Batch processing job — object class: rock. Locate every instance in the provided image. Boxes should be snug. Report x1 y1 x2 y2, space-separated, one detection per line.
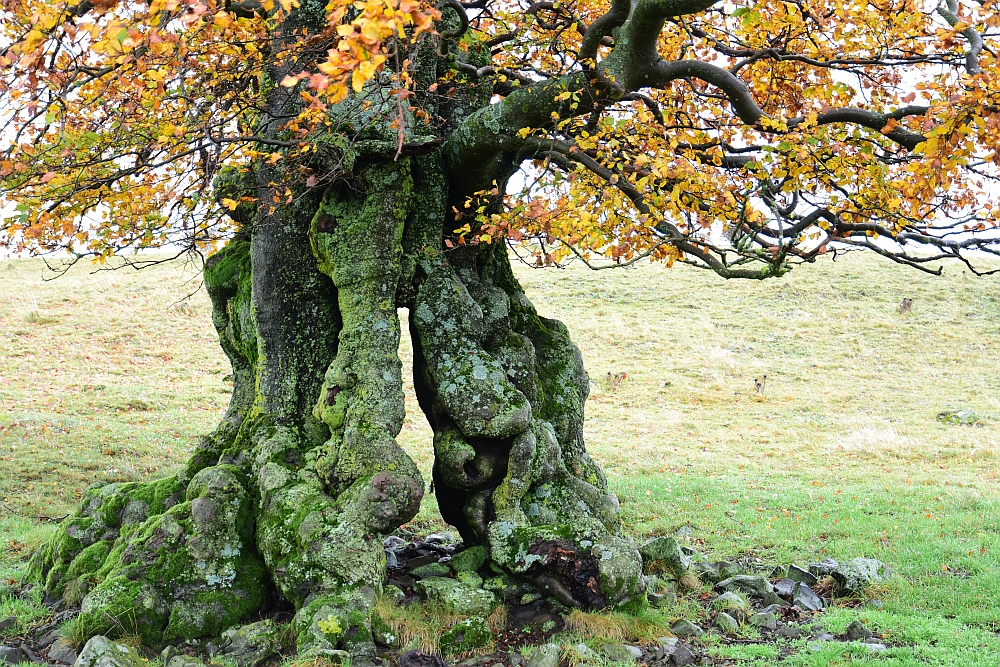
384 585 406 604
399 651 448 667
863 643 887 652
759 591 788 608
714 575 772 597
415 577 497 615
758 604 783 615
670 620 703 638
449 546 488 573
39 631 60 647
510 653 525 667
670 644 695 666
0 618 16 633
786 565 818 585
832 558 892 596
160 647 180 666
656 637 678 660
808 558 839 577
715 561 745 579
440 618 492 655
526 644 561 667
776 625 803 639
937 409 982 425
167 657 206 667
73 636 145 667
385 550 399 568
411 562 452 579
713 591 747 611
792 583 824 612
773 578 796 599
217 620 283 667
457 571 483 588
845 620 874 641
714 612 739 634
598 644 642 663
384 535 406 549
648 586 678 608
425 533 456 545
691 562 720 584
49 639 79 664
640 537 691 577
0 647 27 666
748 612 777 631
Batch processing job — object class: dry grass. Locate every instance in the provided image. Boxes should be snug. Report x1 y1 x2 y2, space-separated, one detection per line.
564 608 675 644
372 594 506 656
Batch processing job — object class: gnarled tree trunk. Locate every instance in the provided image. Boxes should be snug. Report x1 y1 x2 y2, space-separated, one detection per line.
27 3 646 656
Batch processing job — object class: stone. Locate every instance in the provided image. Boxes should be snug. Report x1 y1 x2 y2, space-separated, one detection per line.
748 612 777 631
937 409 982 425
167 657 206 667
776 625 803 639
656 637 678 659
0 618 15 633
670 620 703 638
759 591 788 608
808 558 839 577
510 653 525 667
160 646 180 665
792 583 823 612
415 577 497 616
384 585 406 604
0 647 27 666
832 558 892 596
425 533 456 545
670 644 695 666
691 562 720 584
449 546 488 573
714 575 772 597
49 639 79 664
598 644 642 663
639 537 691 577
714 612 739 634
440 618 492 655
526 644 561 667
73 636 145 667
845 620 874 641
713 591 747 611
411 562 452 579
863 643 887 652
648 588 677 608
384 535 406 549
399 651 448 667
715 561 745 579
457 571 483 588
39 631 60 647
786 565 818 585
773 578 796 599
216 620 284 667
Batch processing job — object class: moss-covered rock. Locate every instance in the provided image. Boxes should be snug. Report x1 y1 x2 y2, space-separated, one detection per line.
639 537 691 577
450 546 488 574
75 465 267 645
74 636 146 667
414 577 497 616
440 617 493 655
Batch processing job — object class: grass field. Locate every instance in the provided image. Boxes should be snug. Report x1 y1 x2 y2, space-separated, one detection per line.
1 250 999 665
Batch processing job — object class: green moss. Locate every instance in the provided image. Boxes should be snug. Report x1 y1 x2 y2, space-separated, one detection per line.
440 617 493 655
73 465 269 647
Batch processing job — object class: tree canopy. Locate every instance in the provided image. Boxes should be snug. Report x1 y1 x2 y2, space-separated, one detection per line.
3 0 1000 276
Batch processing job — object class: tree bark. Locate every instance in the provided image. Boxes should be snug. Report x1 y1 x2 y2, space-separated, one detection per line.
26 8 644 655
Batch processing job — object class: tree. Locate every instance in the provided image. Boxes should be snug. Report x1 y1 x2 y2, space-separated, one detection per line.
3 0 1000 655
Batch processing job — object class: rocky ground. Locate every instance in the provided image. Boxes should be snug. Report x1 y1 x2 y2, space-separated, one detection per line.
0 533 894 667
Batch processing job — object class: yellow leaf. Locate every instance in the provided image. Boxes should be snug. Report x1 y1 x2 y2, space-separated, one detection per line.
351 68 366 93
213 11 233 28
222 198 240 211
22 30 46 53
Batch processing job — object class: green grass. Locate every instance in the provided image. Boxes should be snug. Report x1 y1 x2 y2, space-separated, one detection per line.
2 251 999 664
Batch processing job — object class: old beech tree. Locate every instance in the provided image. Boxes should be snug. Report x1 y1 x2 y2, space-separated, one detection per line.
3 0 1000 654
